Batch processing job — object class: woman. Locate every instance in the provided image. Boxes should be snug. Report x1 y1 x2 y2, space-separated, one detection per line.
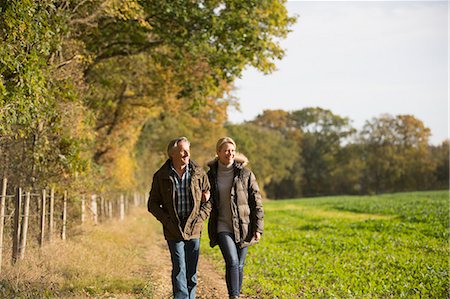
207 137 264 299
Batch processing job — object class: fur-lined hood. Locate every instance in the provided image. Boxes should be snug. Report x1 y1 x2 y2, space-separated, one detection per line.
206 152 249 168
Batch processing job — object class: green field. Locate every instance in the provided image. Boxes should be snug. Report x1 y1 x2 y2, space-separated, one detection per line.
201 190 449 298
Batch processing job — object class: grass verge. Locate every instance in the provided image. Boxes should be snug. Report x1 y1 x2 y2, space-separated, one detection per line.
0 208 156 298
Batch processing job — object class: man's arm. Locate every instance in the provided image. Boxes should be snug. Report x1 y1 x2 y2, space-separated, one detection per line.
148 174 171 226
198 173 212 221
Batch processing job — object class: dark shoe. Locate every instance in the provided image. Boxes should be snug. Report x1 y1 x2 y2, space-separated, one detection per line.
229 296 239 299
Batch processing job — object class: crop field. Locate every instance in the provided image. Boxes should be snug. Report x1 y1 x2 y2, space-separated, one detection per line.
201 190 449 298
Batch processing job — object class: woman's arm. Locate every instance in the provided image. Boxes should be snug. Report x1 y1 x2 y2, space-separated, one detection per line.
248 171 264 236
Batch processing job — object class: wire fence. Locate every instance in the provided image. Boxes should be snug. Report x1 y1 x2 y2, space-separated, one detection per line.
0 177 146 273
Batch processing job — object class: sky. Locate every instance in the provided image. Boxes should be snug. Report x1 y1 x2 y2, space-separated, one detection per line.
228 0 448 145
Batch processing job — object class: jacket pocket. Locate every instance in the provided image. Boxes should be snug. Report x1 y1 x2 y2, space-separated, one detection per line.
240 219 250 240
165 218 181 238
241 221 257 247
188 217 205 238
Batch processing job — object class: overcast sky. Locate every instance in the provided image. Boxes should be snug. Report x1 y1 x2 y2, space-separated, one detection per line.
228 0 448 145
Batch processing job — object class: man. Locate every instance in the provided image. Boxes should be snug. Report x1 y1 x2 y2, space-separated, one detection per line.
148 137 211 299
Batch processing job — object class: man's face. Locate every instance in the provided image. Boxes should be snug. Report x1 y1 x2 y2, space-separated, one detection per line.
171 140 190 166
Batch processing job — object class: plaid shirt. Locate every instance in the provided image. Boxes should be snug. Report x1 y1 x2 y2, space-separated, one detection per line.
170 164 192 223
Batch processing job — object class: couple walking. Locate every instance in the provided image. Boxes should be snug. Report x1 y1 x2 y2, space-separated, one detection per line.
148 137 264 299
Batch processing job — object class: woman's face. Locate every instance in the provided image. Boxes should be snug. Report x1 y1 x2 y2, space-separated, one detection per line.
217 142 235 166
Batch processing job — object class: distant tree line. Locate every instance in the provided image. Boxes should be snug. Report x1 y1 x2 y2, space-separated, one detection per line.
228 108 449 198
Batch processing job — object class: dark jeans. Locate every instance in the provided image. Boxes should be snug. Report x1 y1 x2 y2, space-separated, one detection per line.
167 238 200 299
218 232 249 297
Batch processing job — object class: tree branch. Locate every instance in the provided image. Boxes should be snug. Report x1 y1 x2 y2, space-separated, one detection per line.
106 83 127 136
55 54 83 69
83 39 162 78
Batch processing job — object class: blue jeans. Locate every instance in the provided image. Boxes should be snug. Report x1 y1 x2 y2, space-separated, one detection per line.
167 238 200 299
218 232 249 297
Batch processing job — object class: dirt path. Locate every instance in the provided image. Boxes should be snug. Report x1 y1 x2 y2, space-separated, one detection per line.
1 206 253 298
143 210 260 299
145 228 229 299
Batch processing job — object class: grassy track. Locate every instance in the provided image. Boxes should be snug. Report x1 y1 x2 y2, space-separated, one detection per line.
0 209 156 298
201 190 449 298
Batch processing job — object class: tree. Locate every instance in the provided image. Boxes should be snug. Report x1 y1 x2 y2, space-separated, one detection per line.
430 140 449 190
64 0 296 191
359 114 435 193
226 123 299 196
251 109 303 198
0 0 90 190
290 107 356 196
331 143 365 195
1 0 296 194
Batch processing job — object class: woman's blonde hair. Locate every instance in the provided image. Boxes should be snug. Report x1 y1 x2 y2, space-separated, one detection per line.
216 137 236 152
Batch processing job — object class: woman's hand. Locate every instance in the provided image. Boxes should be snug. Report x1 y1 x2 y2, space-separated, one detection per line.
253 232 261 241
201 190 210 203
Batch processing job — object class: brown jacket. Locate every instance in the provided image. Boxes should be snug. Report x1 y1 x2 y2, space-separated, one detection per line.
148 159 212 240
207 155 264 248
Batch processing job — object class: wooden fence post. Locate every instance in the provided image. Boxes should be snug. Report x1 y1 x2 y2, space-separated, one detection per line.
119 195 125 221
19 191 30 260
108 200 113 219
81 195 85 224
61 191 67 240
100 196 105 222
134 192 138 207
40 189 46 247
91 194 98 225
49 188 54 243
0 177 7 272
12 187 22 263
139 192 143 206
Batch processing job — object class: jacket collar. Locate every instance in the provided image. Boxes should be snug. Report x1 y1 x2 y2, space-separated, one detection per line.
207 153 249 174
160 159 202 178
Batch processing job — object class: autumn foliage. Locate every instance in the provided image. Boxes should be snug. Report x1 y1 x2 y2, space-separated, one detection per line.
0 1 446 199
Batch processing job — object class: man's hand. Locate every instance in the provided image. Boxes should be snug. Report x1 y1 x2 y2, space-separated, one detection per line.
201 190 210 203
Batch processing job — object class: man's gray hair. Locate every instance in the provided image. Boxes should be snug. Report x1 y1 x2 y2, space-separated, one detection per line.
167 137 190 157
